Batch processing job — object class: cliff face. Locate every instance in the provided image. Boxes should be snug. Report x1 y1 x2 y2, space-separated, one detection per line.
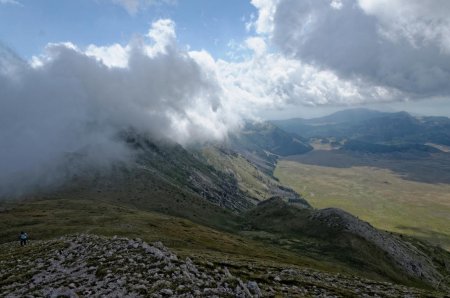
0 234 439 297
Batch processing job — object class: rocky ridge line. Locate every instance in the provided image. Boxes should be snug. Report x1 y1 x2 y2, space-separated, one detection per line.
0 234 441 297
311 208 447 288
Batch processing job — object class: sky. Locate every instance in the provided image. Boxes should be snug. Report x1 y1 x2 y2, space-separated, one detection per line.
1 0 450 195
0 0 255 60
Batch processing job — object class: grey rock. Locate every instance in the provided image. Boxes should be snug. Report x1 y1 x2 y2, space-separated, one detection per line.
160 288 173 296
247 281 262 297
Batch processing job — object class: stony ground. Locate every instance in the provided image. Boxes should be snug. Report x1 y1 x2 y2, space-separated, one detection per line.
0 234 443 297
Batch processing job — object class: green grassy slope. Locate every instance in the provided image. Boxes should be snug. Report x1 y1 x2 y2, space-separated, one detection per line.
2 189 449 291
0 198 339 273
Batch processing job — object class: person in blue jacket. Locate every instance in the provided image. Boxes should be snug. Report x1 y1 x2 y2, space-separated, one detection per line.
19 231 28 246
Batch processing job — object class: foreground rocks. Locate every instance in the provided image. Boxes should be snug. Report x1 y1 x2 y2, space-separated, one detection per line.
0 234 443 297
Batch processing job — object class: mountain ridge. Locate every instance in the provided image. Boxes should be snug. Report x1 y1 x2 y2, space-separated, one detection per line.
2 234 442 297
271 109 450 159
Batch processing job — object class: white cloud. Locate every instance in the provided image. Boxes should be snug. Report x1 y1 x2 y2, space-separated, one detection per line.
245 37 267 56
250 0 279 34
83 19 176 67
146 19 176 53
215 50 399 111
85 43 130 68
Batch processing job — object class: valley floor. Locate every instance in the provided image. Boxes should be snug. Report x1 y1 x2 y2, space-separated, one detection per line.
275 153 450 250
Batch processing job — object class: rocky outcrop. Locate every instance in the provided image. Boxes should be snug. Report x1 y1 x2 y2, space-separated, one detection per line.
246 197 450 292
0 234 441 297
311 208 446 289
0 234 260 297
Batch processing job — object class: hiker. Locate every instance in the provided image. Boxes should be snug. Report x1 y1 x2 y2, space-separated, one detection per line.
19 231 28 246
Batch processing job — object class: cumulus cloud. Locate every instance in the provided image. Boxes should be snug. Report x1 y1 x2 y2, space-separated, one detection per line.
245 37 267 57
0 19 238 196
251 0 450 99
85 43 130 68
215 46 398 110
250 0 280 34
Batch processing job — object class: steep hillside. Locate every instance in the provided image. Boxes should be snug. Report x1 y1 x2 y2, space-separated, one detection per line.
0 127 311 238
244 198 450 291
52 132 255 220
200 146 309 206
51 129 312 222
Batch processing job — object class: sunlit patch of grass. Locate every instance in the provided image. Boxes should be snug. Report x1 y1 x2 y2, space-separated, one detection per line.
0 198 325 272
201 147 279 201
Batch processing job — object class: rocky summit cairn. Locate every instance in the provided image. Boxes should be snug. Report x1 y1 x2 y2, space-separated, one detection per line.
0 234 438 297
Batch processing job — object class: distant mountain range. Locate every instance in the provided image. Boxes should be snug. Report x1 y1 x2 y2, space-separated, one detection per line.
272 108 450 153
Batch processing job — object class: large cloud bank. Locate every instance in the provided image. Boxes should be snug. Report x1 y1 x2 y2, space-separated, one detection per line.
0 19 238 196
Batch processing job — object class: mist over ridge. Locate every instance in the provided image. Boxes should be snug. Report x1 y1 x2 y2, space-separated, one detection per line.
0 20 241 196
